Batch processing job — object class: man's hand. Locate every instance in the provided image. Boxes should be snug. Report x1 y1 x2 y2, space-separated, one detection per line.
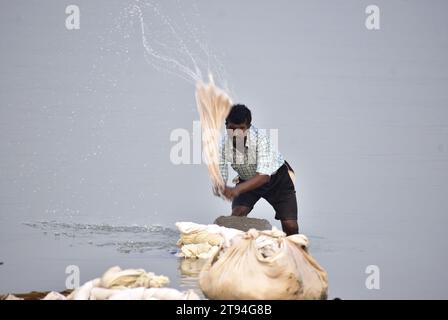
223 186 240 201
220 174 270 200
212 186 221 197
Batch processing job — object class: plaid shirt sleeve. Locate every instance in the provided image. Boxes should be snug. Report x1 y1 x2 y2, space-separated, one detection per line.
219 138 228 183
256 133 276 176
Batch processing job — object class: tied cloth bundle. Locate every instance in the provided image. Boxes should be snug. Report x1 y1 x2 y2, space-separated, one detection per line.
199 229 328 300
195 75 232 198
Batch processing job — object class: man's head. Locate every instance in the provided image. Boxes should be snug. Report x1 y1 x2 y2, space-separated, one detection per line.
225 104 252 133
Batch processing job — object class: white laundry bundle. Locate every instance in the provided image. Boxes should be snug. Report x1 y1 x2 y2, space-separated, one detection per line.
195 76 233 197
199 228 328 300
41 266 199 300
176 222 244 259
179 242 220 260
99 265 170 289
2 294 24 300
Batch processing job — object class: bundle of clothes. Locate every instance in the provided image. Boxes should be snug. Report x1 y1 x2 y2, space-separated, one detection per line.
176 221 329 300
4 266 199 300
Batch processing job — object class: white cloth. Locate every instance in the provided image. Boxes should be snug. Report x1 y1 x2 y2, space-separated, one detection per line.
176 222 244 258
199 229 328 300
59 266 199 300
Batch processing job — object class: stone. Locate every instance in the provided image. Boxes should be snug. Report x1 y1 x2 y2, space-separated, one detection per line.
213 216 272 232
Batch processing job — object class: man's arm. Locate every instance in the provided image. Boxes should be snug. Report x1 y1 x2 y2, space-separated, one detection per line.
234 173 270 193
223 173 270 200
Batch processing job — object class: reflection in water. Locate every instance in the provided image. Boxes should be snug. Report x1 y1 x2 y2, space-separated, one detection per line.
177 258 207 299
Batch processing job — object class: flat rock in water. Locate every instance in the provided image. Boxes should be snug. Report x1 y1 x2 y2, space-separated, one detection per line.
213 216 272 232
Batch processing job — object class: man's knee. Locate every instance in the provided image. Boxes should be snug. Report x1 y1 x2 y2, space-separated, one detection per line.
281 219 299 235
231 205 252 217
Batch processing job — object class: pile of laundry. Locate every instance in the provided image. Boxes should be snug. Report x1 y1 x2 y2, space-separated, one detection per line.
176 222 329 300
4 222 329 300
4 266 199 300
175 221 244 259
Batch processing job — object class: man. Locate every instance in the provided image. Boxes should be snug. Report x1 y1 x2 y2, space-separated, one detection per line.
218 104 299 235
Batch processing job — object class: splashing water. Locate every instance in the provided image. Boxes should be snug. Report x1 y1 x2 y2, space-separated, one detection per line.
119 1 236 195
121 0 233 95
24 221 179 254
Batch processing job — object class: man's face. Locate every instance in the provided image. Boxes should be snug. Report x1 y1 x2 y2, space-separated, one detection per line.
226 122 249 138
226 122 249 148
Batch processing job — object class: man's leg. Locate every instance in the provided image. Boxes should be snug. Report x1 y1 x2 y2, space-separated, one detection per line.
231 185 260 217
231 205 253 217
281 219 299 236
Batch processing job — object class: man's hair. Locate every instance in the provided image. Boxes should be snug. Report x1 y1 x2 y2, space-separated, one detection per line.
225 104 252 126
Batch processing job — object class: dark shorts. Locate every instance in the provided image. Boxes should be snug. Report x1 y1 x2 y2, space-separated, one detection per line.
232 161 298 221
